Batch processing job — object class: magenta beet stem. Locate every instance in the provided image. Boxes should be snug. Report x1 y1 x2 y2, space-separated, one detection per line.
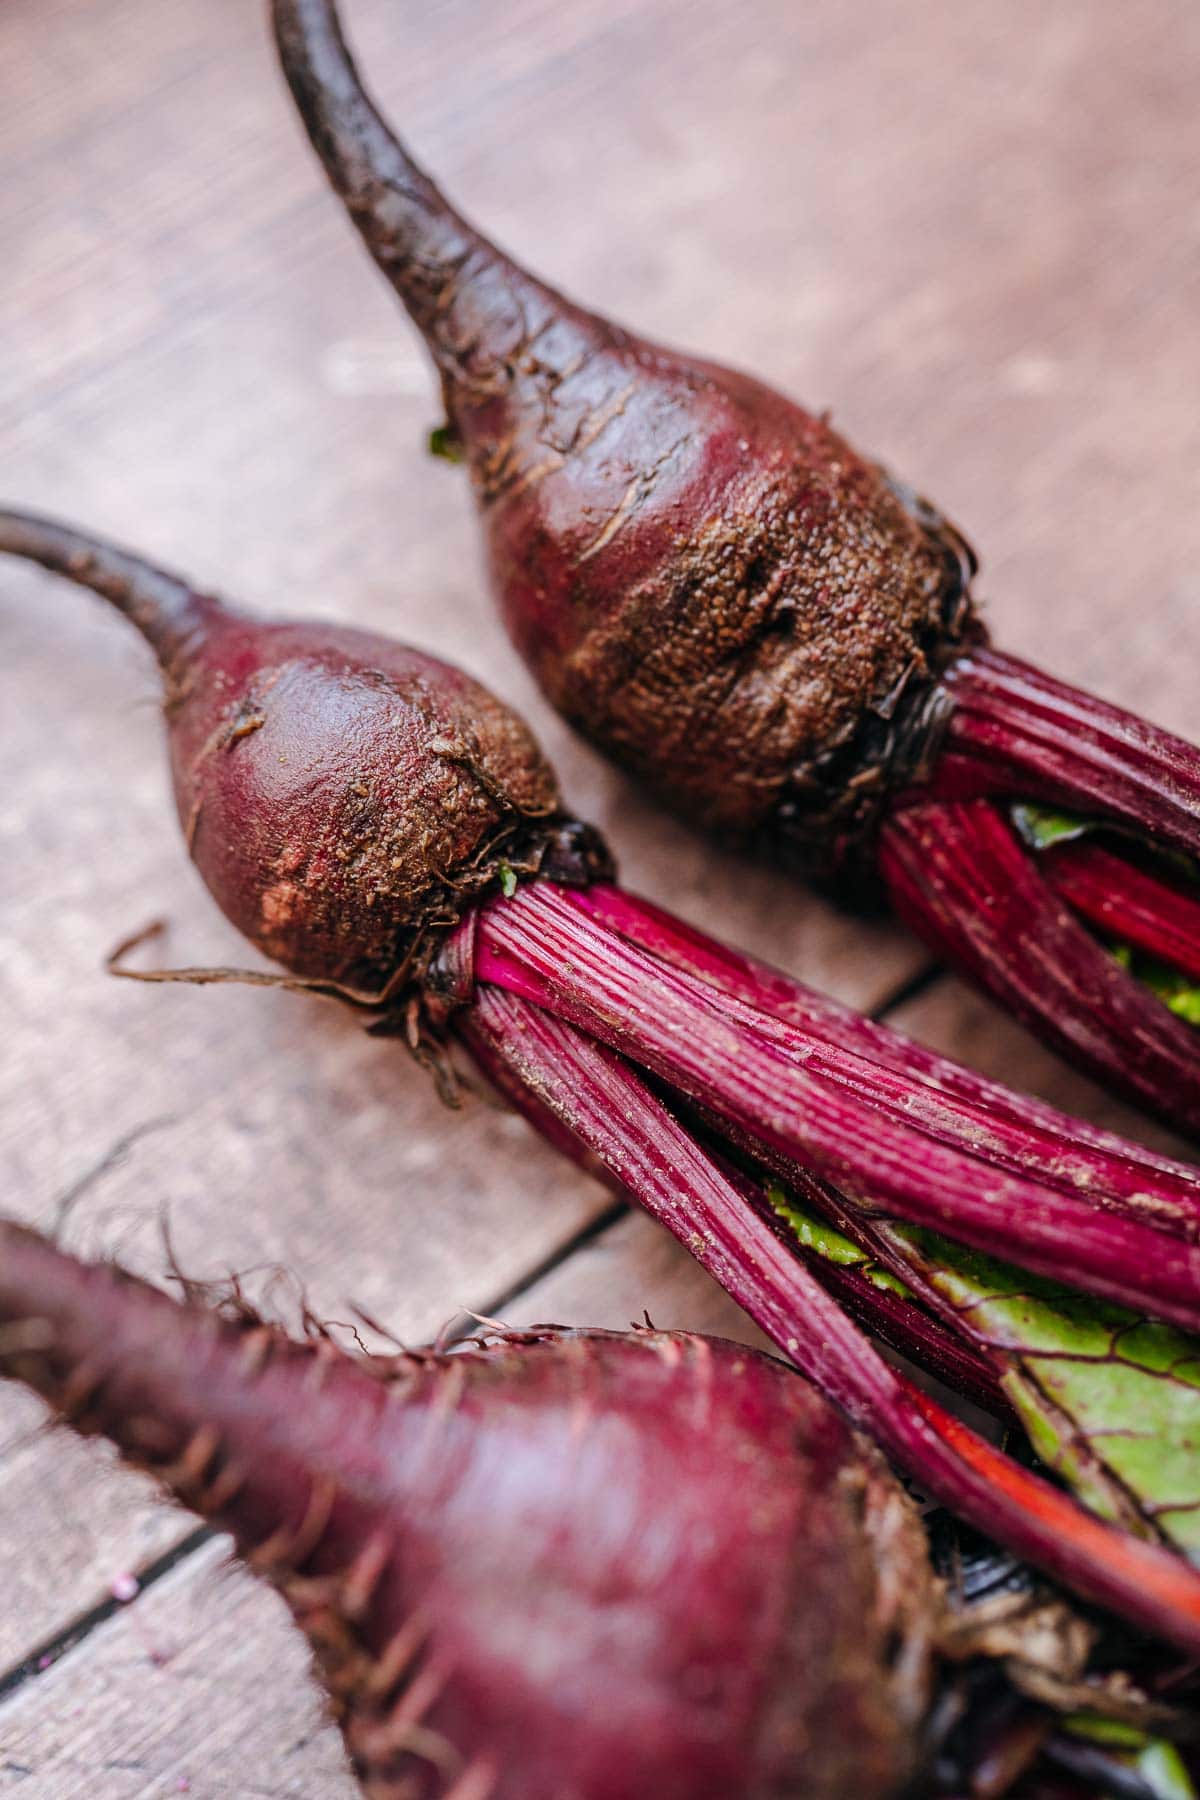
1044 839 1200 985
936 649 1200 862
879 799 1200 1137
569 882 1196 1191
793 1253 1006 1414
468 1014 1004 1410
461 985 1200 1654
469 884 1200 1331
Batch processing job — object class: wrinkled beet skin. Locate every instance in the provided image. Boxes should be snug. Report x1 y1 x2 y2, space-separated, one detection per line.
166 606 559 987
461 315 975 874
0 1227 934 1800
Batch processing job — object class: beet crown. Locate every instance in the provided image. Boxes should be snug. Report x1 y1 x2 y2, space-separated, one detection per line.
0 1222 935 1799
272 0 980 882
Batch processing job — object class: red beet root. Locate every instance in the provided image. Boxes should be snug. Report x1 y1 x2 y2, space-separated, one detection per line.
9 507 1200 1654
0 1221 936 1799
271 0 1200 1134
271 0 976 879
0 512 566 993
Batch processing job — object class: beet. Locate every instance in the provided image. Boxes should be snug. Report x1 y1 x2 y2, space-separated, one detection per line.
271 0 975 877
0 513 565 992
0 1221 936 1799
270 0 1200 1134
9 505 1200 1656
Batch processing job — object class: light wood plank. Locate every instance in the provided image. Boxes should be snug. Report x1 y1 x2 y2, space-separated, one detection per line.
0 1538 357 1798
496 1209 774 1348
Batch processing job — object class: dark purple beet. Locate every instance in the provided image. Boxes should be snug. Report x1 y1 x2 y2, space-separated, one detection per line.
0 514 563 991
0 1221 935 1799
271 0 1200 1134
166 614 566 991
271 0 976 882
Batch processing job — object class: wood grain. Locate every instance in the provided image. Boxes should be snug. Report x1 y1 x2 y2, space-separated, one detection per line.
1 0 1197 1791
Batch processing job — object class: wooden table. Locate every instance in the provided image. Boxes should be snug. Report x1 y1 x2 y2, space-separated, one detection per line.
1 0 1196 1790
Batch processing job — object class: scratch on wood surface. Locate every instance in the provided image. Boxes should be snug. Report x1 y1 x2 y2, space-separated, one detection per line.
52 1117 176 1232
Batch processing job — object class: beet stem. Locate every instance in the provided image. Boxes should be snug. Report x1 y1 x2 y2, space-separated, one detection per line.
461 987 1200 1655
469 1012 1006 1408
570 882 1195 1188
0 509 218 670
741 1172 1009 1415
938 649 1200 862
789 1249 1006 1412
879 799 1200 1137
472 884 1200 1330
1044 840 1200 985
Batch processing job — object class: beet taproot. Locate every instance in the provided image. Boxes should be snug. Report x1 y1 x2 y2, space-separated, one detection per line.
270 0 1200 1135
0 1221 936 1800
10 507 1200 1657
271 0 976 879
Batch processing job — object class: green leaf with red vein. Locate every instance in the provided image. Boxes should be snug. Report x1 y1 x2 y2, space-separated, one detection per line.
771 1191 1200 1558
